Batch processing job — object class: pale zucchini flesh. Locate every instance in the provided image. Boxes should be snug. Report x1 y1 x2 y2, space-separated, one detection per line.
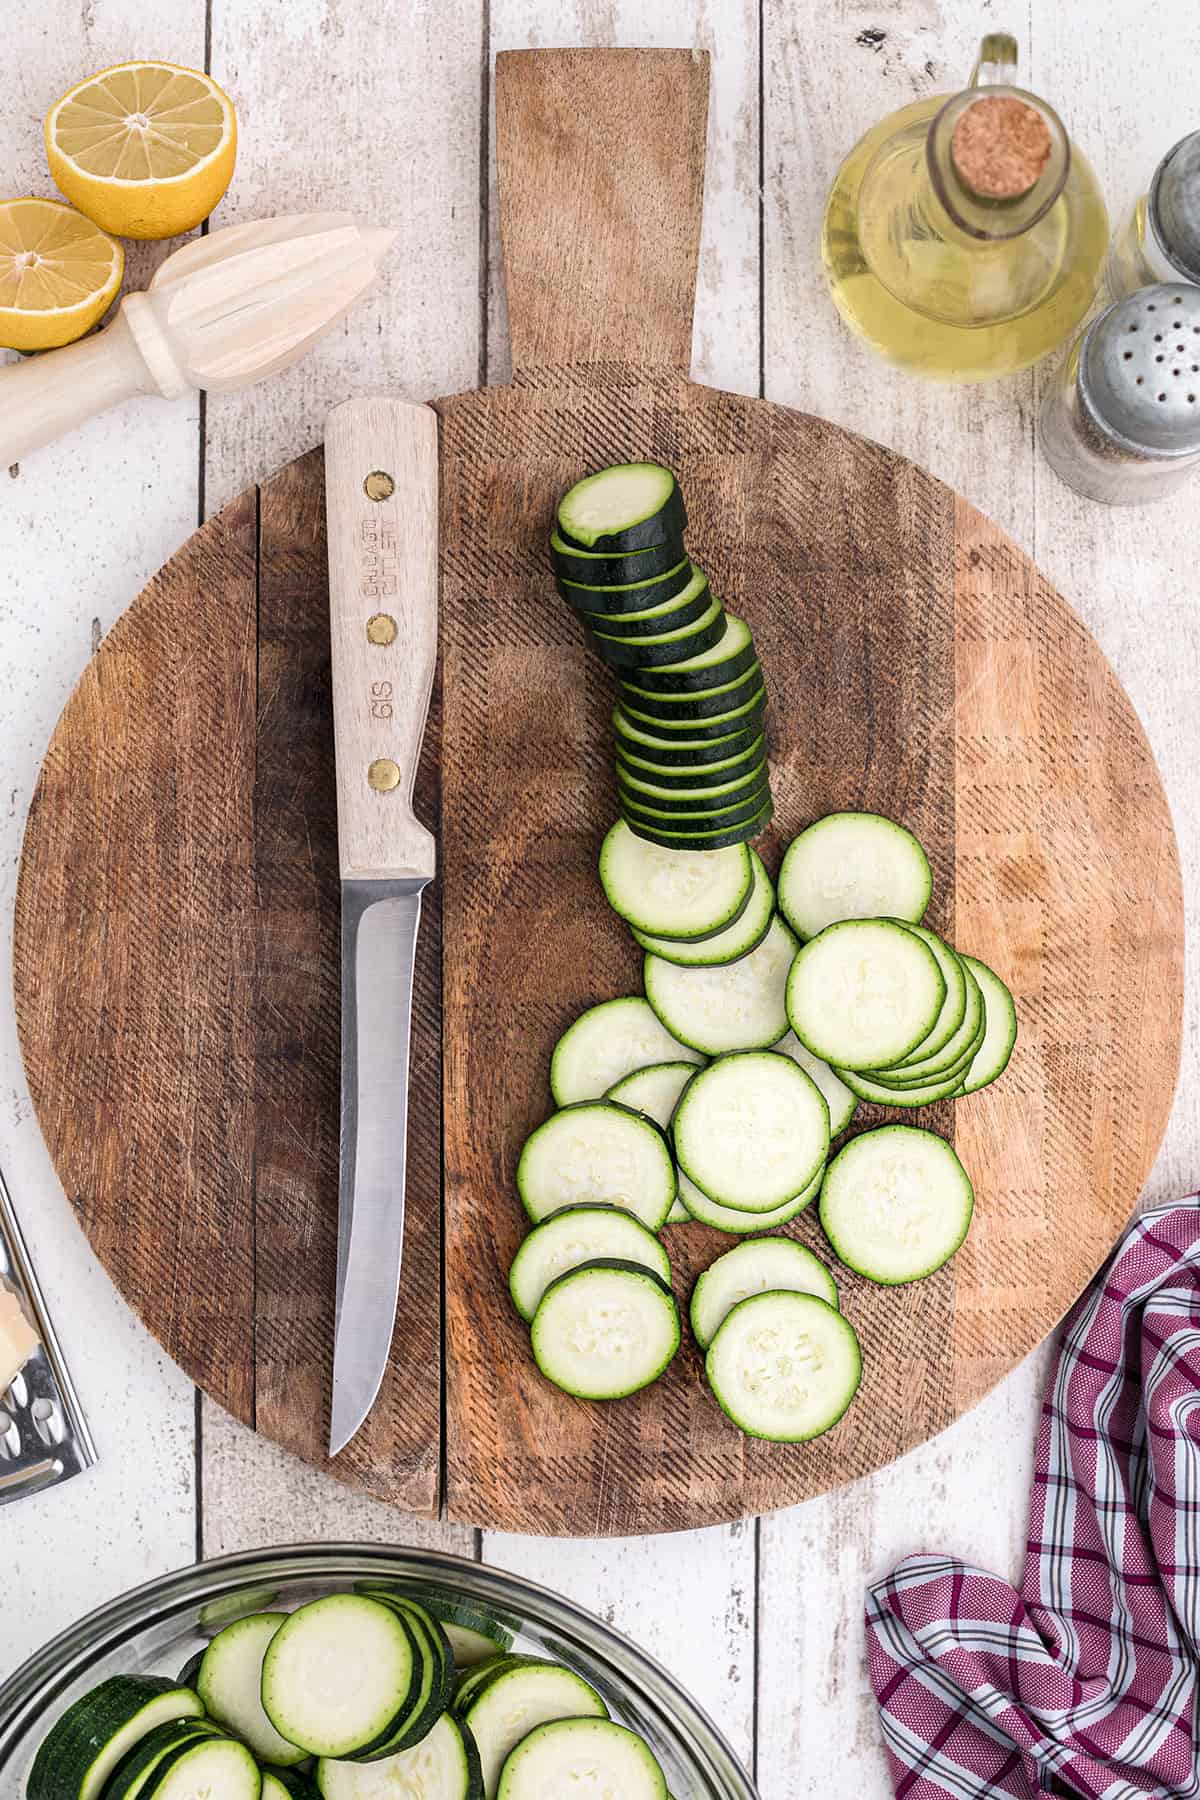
644 914 797 1055
881 952 984 1081
958 954 1018 1094
705 1292 862 1441
772 1031 858 1136
673 1050 829 1211
261 1594 418 1759
786 918 946 1071
690 1237 839 1348
605 1059 700 1127
873 923 966 1066
557 462 681 551
819 1124 974 1283
147 1737 260 1800
497 1719 666 1800
27 1678 206 1800
598 819 752 939
777 811 932 940
198 1611 309 1766
836 1064 966 1107
632 849 774 967
517 1102 676 1231
677 1167 823 1234
317 1713 483 1800
530 1260 681 1400
509 1203 672 1322
460 1661 607 1799
549 996 700 1106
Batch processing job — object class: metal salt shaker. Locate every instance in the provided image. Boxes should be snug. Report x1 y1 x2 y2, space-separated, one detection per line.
1108 131 1200 298
1039 283 1200 504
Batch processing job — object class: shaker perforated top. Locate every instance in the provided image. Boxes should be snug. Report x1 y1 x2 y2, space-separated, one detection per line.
1082 283 1200 455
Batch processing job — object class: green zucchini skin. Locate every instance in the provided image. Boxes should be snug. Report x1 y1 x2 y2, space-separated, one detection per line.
558 480 687 553
619 665 764 720
27 1677 207 1800
616 735 765 789
550 529 685 586
577 573 713 640
594 603 726 669
630 629 758 693
613 707 761 765
621 789 770 831
617 761 767 813
558 558 692 615
620 692 766 740
624 799 774 850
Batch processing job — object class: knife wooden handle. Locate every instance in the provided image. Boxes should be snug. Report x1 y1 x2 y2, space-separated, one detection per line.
325 398 438 882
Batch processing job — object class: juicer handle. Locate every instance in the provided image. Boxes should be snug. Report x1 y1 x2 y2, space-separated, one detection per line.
0 308 163 467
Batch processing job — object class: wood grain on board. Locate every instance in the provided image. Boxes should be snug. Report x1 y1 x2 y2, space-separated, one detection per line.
12 47 1183 1535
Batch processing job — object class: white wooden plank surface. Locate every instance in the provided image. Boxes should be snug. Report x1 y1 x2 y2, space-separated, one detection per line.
4 10 1200 1800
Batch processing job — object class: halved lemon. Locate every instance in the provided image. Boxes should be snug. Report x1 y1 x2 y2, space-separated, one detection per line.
0 197 124 351
46 61 237 241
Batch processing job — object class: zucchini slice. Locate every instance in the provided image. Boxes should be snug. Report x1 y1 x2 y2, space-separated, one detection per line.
517 1101 676 1230
621 783 770 827
263 1772 320 1800
104 1724 224 1800
872 924 966 1068
531 1259 680 1400
460 1661 607 1799
497 1719 666 1800
620 686 766 737
706 1293 861 1441
578 573 714 641
777 811 932 940
673 1049 829 1211
317 1713 483 1800
819 1124 974 1282
593 597 727 669
620 667 765 722
613 707 761 765
557 462 684 551
558 558 692 616
617 734 766 788
628 613 757 694
958 954 1018 1095
835 1064 967 1107
550 528 685 587
690 1237 839 1348
624 799 773 851
598 819 752 937
877 957 984 1082
198 1612 309 1766
27 1677 207 1800
137 1735 260 1800
617 758 767 809
605 1059 699 1125
549 995 700 1106
677 1166 823 1234
261 1595 420 1759
644 915 797 1055
773 1031 857 1137
509 1204 672 1322
632 849 774 966
354 1597 454 1762
786 919 946 1071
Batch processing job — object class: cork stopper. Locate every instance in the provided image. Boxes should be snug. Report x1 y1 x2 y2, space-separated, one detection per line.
950 97 1052 200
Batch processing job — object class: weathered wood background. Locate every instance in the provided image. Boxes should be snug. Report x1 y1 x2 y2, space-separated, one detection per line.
3 3 1199 1794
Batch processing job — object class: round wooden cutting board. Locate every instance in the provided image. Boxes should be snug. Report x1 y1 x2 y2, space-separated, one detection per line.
13 51 1183 1535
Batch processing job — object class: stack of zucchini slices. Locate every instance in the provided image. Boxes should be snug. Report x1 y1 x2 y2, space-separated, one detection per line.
28 1589 677 1800
552 461 772 849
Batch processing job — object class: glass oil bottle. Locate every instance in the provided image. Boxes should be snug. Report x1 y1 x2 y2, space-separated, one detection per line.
821 33 1109 381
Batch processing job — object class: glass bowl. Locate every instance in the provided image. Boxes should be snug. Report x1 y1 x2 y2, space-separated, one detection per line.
0 1543 758 1799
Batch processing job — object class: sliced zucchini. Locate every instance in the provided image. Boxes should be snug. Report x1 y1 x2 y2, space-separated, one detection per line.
105 1724 224 1800
261 1595 419 1760
677 1166 823 1234
621 785 770 829
624 798 773 851
617 734 766 789
263 1773 320 1800
509 1204 672 1321
549 995 700 1106
517 1102 676 1230
959 955 1018 1095
559 558 692 616
673 1050 829 1211
531 1259 681 1400
786 919 946 1071
557 462 685 552
137 1735 260 1800
632 849 774 966
497 1720 666 1800
836 1064 966 1107
629 613 757 694
598 819 752 937
317 1713 483 1800
605 1059 698 1125
354 1597 453 1762
574 567 710 635
27 1677 207 1800
872 924 965 1068
690 1238 839 1348
876 957 984 1082
706 1293 861 1441
593 597 727 669
820 1124 974 1282
613 706 761 765
198 1612 308 1766
617 759 766 809
619 670 765 724
644 915 797 1055
773 1031 857 1136
460 1662 606 1800
776 811 932 940
550 528 685 587
421 1599 514 1667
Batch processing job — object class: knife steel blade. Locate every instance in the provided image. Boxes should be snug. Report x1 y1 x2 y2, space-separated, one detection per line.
324 397 439 1458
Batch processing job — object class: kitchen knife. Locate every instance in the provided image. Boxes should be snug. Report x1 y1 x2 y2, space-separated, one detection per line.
325 397 438 1458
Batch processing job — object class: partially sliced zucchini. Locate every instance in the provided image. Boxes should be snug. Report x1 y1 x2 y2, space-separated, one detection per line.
620 683 766 735
706 1293 861 1441
958 954 1018 1095
644 915 797 1055
673 1050 829 1211
550 528 686 587
677 1166 822 1233
557 462 685 552
598 820 752 937
690 1238 839 1348
819 1124 974 1282
317 1713 483 1800
628 613 757 694
772 1031 857 1136
531 1259 681 1400
632 849 774 966
198 1612 308 1766
617 758 767 810
574 567 711 636
260 1595 419 1760
620 786 771 830
613 706 761 766
558 558 692 616
776 811 932 940
517 1102 676 1230
617 734 766 789
27 1677 207 1800
786 919 946 1071
624 798 773 851
549 996 700 1106
509 1204 672 1322
497 1720 666 1800
593 597 727 669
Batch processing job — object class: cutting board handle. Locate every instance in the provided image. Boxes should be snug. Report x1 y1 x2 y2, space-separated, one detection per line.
496 47 710 375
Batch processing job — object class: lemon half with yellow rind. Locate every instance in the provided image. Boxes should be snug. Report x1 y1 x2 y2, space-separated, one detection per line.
0 197 124 351
46 60 237 241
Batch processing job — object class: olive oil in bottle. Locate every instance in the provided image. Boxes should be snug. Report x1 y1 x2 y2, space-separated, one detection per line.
821 34 1108 382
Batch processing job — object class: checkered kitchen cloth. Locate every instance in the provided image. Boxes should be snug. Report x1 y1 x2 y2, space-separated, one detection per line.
867 1201 1200 1800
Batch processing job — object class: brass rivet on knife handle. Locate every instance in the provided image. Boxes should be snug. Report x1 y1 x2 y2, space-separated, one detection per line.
324 399 438 883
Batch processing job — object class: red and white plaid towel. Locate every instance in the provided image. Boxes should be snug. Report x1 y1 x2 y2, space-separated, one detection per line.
868 1201 1200 1800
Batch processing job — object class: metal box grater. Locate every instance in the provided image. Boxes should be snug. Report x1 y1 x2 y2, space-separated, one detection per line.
0 1166 95 1504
